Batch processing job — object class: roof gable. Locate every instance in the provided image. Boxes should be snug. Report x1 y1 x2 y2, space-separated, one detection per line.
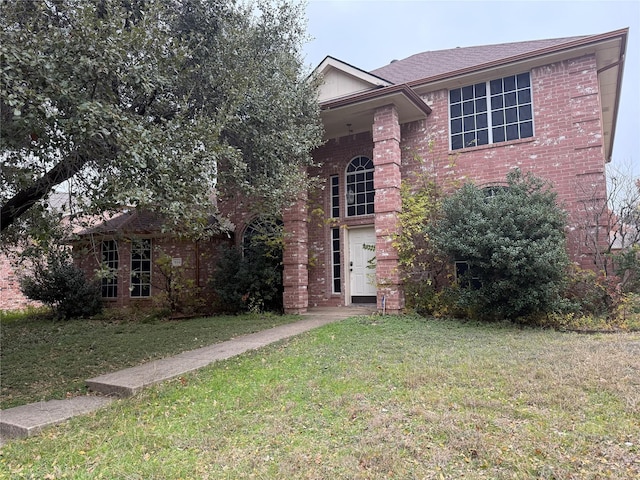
74 209 166 236
73 209 233 237
314 56 392 102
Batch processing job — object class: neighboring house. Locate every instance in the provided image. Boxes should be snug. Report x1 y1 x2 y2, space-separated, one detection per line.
0 192 74 311
68 29 628 315
0 255 38 310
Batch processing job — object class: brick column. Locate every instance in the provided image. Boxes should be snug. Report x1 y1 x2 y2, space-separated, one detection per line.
282 189 309 314
372 105 404 313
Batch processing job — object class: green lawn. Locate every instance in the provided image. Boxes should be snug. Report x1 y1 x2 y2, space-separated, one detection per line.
0 312 301 409
1 315 639 479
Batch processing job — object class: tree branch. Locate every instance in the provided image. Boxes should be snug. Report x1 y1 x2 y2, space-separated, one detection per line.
1 152 87 231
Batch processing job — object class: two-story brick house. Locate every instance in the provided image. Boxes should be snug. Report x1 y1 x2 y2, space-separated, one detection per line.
277 28 628 314
64 29 627 316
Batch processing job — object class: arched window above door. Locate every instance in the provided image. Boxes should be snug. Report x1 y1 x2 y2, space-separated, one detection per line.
346 156 374 217
242 216 283 257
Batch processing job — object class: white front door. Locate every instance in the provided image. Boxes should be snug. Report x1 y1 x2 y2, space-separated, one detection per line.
348 227 377 301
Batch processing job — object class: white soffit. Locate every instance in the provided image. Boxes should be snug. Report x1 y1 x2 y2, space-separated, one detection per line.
320 88 431 140
595 36 625 162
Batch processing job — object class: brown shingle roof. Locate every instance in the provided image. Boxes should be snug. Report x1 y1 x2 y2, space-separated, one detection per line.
370 35 589 84
75 210 166 236
73 209 233 237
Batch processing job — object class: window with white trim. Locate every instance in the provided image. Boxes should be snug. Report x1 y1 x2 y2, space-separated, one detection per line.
130 239 151 297
346 156 374 217
101 240 118 298
450 72 533 150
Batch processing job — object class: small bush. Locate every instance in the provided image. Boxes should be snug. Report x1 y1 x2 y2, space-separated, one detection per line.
405 282 465 318
19 251 102 319
561 266 614 316
152 251 206 315
614 245 640 294
613 292 640 327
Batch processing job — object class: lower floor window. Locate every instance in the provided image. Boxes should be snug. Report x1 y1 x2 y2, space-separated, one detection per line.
455 261 481 289
131 239 151 297
101 240 118 298
331 228 341 293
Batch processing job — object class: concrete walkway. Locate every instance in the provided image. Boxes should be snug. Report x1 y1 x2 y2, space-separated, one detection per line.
0 306 374 446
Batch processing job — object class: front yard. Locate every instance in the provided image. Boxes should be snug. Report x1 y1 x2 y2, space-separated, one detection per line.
1 314 638 479
0 311 301 409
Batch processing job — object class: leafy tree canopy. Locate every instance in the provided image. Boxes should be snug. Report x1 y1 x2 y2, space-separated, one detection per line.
432 169 570 320
1 0 322 245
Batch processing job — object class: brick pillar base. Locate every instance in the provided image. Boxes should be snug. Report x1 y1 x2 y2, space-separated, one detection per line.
373 105 404 313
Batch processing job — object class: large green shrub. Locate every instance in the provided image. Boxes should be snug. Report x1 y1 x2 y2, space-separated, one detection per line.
432 169 569 320
211 229 283 314
19 250 102 319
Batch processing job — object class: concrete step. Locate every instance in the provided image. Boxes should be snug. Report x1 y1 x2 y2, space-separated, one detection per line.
0 396 113 444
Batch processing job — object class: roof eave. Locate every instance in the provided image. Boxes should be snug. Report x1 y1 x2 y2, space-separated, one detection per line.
600 31 627 162
313 56 394 88
319 84 432 140
321 84 432 115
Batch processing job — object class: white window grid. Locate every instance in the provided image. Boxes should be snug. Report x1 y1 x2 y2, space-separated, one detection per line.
130 239 151 297
101 240 118 298
346 156 375 217
450 72 533 150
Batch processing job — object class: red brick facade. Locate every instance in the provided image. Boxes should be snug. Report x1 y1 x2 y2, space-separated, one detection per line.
287 49 617 314
372 105 404 312
4 33 622 316
282 194 310 314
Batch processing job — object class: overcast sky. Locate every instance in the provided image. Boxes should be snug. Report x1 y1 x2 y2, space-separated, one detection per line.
302 0 639 175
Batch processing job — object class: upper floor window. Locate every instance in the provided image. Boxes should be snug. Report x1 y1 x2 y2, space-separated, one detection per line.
450 72 533 150
346 156 374 217
131 239 151 297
